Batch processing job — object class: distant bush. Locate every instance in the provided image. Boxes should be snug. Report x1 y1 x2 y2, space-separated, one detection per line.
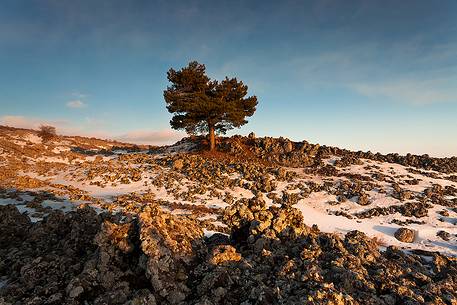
38 125 56 142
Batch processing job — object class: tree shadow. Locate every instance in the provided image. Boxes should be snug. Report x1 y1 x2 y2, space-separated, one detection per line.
373 224 399 236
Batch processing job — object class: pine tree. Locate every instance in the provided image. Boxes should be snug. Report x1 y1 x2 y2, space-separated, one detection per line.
164 61 257 151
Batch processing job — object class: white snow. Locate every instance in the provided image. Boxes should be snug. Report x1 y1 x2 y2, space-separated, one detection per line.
203 229 228 238
23 133 42 144
36 156 71 164
52 146 71 153
4 139 456 256
0 198 43 222
289 159 457 256
41 199 76 212
294 200 456 256
164 141 197 154
84 155 115 162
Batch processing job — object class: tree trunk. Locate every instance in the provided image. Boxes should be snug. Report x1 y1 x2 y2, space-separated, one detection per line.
208 123 216 151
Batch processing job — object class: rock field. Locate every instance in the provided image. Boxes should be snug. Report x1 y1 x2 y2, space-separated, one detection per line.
0 126 456 304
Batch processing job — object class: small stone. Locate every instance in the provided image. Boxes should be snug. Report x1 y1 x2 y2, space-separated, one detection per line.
47 293 63 304
68 286 84 298
438 210 450 217
437 230 451 241
214 287 227 298
173 159 184 170
394 228 415 243
357 193 370 206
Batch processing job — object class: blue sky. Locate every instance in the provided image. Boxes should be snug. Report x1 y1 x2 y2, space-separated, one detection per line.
1 0 456 156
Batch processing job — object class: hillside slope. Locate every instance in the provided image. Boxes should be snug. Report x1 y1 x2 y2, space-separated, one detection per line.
0 126 456 304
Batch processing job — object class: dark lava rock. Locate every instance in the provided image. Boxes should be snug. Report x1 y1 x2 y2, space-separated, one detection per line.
0 204 31 247
437 230 451 241
1 203 457 305
355 201 430 219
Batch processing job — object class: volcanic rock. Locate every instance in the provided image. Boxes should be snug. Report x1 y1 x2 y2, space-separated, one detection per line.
394 227 416 243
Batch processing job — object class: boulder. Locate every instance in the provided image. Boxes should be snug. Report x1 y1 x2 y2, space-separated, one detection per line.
394 227 415 243
139 205 203 303
208 245 241 265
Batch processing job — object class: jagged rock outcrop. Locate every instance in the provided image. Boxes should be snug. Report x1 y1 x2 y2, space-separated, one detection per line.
1 203 456 305
0 204 31 247
138 205 204 304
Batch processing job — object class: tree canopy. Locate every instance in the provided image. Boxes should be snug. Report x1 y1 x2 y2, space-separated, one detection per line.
37 125 56 143
164 61 257 151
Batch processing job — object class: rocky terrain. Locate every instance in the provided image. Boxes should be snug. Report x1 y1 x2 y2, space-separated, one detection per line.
0 125 456 304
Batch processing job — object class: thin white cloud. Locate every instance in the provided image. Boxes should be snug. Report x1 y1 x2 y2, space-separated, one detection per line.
71 91 88 99
0 115 69 130
0 115 107 137
115 129 185 146
66 100 87 108
0 114 184 146
282 40 457 105
351 79 457 105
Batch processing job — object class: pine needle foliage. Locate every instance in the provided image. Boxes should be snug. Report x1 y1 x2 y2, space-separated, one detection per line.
164 61 257 151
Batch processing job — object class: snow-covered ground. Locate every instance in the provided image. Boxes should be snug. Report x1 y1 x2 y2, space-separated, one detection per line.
1 131 456 256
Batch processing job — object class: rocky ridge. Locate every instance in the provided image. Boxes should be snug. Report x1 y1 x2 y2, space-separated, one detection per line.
1 126 457 304
1 201 456 305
